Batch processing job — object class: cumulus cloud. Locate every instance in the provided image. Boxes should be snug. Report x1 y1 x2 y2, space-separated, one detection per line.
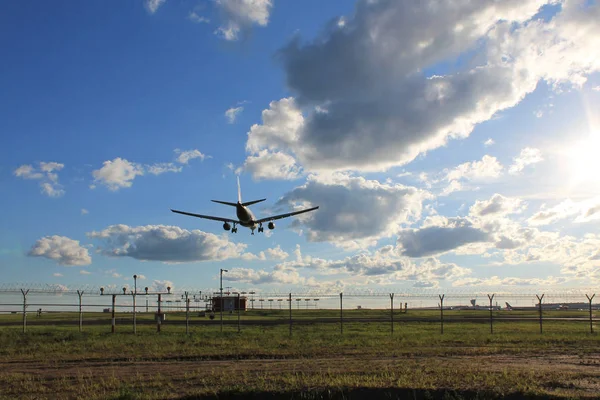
528 197 600 226
242 150 302 180
151 280 173 292
28 235 92 266
80 270 91 275
508 148 543 174
223 265 304 286
243 0 600 174
53 273 63 277
145 0 166 14
215 0 273 41
87 224 246 263
445 155 504 182
484 138 495 147
397 217 490 258
81 209 89 215
92 151 208 190
469 194 526 217
453 275 567 287
14 162 65 197
225 106 244 123
276 173 429 248
92 158 144 191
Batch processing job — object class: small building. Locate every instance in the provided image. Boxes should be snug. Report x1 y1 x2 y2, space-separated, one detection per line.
211 295 247 312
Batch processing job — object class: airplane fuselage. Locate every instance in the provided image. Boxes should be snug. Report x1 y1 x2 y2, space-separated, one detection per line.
236 203 256 229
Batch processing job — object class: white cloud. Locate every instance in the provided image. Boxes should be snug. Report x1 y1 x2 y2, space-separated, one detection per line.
242 150 302 180
225 106 244 123
483 138 495 147
508 148 543 174
53 273 63 277
189 11 209 23
453 275 567 287
87 224 247 263
215 0 273 41
28 235 92 266
593 85 600 92
92 158 144 191
266 245 289 260
14 162 65 197
469 194 526 218
528 197 600 226
151 280 173 292
92 151 206 190
246 0 600 174
445 155 504 182
145 0 166 14
81 209 89 215
276 173 429 248
146 163 182 175
136 274 147 280
112 272 122 278
174 149 208 164
80 270 91 275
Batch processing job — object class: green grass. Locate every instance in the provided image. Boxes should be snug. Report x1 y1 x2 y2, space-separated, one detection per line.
0 310 598 399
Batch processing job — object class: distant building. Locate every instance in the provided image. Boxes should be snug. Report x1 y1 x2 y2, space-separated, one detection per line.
211 295 247 312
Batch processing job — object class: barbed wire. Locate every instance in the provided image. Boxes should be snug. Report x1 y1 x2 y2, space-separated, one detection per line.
0 282 596 299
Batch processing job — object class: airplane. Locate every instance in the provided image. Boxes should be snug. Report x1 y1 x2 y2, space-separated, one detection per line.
170 177 319 235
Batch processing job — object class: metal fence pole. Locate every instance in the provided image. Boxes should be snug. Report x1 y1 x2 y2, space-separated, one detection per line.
340 292 343 335
288 293 292 337
536 294 544 334
439 294 445 335
185 291 190 335
21 289 29 333
586 294 595 334
157 294 162 333
488 294 495 334
111 294 116 333
390 293 394 335
77 290 84 332
237 293 241 333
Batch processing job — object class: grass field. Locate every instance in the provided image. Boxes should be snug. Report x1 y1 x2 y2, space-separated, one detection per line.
0 309 598 399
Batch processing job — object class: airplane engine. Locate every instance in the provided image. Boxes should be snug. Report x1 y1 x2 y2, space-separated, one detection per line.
223 222 231 231
268 222 275 230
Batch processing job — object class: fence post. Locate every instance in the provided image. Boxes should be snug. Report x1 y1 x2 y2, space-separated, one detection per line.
111 294 116 333
488 294 495 334
390 293 394 335
586 294 595 334
77 290 84 333
157 294 162 333
340 292 343 335
237 292 241 333
536 294 544 334
288 293 292 337
439 294 445 335
185 291 190 335
21 289 29 333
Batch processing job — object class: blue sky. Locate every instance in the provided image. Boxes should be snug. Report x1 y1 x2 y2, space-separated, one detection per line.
2 0 600 295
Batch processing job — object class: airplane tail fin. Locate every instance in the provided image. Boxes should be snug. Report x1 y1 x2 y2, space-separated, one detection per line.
211 200 238 207
242 199 266 207
237 176 242 203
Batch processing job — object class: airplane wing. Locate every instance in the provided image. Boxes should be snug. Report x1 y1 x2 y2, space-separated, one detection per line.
170 209 239 223
255 206 319 224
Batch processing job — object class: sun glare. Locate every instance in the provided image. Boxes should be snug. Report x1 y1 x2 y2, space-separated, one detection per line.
566 131 600 186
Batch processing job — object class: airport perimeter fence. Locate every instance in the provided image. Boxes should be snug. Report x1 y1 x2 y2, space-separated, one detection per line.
0 283 598 336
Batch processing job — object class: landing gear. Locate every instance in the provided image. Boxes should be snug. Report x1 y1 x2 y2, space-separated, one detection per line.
257 223 264 233
231 223 238 233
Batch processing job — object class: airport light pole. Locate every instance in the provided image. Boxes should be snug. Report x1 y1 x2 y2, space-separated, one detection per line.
220 269 228 333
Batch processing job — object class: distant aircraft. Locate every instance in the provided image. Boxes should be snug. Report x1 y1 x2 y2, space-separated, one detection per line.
171 177 319 235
